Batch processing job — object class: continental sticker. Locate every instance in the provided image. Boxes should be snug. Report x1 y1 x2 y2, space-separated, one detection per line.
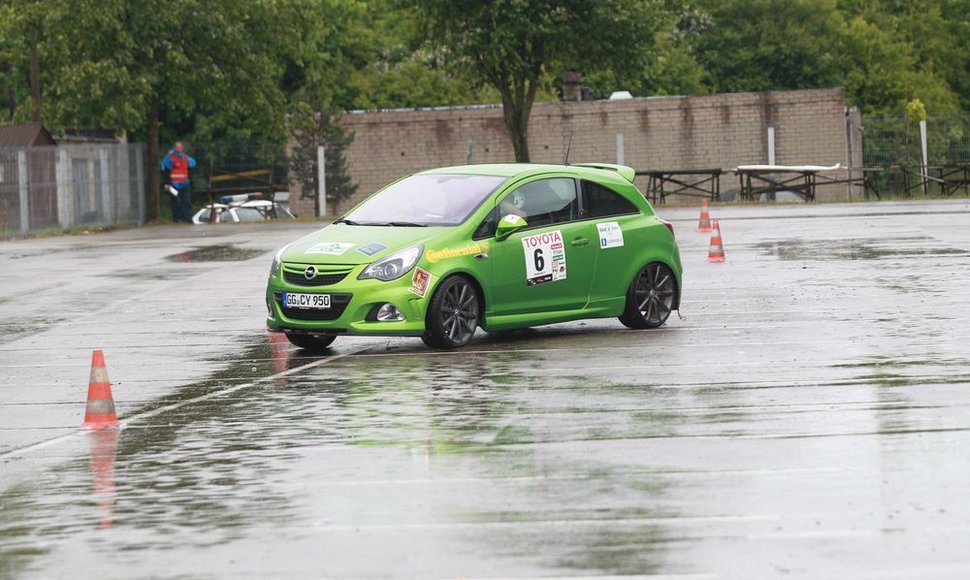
410 267 432 297
425 241 489 263
357 241 389 256
596 221 624 249
522 230 566 286
306 242 355 256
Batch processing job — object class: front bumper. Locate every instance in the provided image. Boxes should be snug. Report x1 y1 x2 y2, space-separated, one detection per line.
265 271 429 336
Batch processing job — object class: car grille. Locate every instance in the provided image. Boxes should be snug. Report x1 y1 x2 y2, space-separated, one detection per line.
282 264 353 287
276 292 352 321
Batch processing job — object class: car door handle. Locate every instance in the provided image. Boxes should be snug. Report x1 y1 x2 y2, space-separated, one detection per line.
474 252 489 261
571 237 589 247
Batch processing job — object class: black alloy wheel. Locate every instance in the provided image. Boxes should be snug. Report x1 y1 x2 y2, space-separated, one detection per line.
619 262 677 329
422 276 480 349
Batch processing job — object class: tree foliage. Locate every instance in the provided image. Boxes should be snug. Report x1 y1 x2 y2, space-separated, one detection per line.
2 0 970 201
690 0 964 114
288 104 357 211
406 0 666 161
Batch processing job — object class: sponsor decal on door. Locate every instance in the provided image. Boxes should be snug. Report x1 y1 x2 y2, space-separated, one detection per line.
597 221 624 249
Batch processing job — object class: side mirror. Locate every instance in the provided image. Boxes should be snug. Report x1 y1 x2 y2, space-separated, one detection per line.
495 214 527 240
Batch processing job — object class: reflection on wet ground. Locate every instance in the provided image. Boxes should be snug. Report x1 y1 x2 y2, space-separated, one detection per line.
756 236 968 260
165 244 268 263
3 204 970 577
4 324 970 577
95 268 199 281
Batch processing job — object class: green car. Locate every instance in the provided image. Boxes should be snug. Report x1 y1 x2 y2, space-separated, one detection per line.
266 163 682 350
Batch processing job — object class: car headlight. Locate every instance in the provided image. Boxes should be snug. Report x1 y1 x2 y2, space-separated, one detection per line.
358 245 423 281
270 244 290 278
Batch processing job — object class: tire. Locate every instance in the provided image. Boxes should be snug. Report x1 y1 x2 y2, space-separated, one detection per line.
284 333 337 351
619 262 677 329
422 275 481 349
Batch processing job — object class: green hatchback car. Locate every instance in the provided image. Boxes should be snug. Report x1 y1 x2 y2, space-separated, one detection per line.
266 163 682 350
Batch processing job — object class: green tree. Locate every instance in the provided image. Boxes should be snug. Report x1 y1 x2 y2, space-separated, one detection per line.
837 0 960 113
407 0 665 162
582 2 709 99
941 0 970 110
687 0 961 114
3 0 304 220
338 0 495 110
0 0 45 122
288 104 357 214
838 14 956 113
692 0 844 94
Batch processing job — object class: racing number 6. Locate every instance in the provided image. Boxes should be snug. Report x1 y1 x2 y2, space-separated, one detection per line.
533 248 545 272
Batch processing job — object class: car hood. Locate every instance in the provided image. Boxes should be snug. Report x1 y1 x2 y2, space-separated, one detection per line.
280 224 445 266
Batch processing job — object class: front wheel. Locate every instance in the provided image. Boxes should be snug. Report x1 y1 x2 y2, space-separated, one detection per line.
285 333 336 351
422 275 480 349
619 262 677 329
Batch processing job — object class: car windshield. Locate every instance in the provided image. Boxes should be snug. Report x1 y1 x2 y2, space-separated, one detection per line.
341 174 507 227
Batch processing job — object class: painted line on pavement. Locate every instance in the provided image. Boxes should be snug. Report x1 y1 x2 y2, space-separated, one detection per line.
0 345 371 460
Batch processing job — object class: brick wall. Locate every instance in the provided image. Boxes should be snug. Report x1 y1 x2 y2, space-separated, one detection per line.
291 88 849 216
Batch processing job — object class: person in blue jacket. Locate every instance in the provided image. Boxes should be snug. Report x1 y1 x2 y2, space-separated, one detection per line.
160 141 197 223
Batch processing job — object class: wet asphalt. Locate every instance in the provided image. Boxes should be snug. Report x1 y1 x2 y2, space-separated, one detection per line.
1 199 970 579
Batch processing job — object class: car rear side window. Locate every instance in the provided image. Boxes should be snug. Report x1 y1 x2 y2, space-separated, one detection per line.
582 181 639 218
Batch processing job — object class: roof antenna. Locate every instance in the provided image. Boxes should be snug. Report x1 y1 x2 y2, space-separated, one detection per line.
563 130 573 165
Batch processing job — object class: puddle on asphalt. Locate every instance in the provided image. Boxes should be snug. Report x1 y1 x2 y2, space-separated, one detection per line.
0 317 64 345
165 244 267 263
97 269 198 281
6 330 962 577
832 356 970 369
756 237 968 261
0 335 539 575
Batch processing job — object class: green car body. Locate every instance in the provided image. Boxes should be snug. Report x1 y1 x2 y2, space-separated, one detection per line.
266 163 682 349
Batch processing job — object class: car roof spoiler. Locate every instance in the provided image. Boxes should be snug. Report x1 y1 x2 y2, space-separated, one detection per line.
572 163 636 184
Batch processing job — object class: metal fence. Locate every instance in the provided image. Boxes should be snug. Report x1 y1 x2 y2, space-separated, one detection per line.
0 144 145 236
863 112 970 196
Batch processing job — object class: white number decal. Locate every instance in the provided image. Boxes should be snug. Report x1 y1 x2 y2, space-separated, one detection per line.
521 230 566 286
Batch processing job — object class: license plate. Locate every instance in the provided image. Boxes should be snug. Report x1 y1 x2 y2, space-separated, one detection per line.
282 292 331 309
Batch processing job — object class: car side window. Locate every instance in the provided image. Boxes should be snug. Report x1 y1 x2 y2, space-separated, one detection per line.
499 178 578 228
582 180 639 218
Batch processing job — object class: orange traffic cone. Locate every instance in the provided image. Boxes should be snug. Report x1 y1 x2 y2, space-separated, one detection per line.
81 350 119 429
708 219 726 262
698 199 712 232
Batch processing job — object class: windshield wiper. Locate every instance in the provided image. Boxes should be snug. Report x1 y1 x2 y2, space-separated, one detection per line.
386 221 427 227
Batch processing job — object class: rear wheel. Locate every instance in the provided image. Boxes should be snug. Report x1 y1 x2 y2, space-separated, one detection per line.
619 262 676 329
284 333 337 351
422 275 480 349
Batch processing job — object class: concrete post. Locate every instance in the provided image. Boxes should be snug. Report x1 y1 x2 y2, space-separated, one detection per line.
466 140 474 165
846 110 854 201
919 120 929 196
99 146 112 224
616 130 625 166
135 145 145 225
767 126 776 166
56 147 74 230
17 150 29 234
317 145 327 217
